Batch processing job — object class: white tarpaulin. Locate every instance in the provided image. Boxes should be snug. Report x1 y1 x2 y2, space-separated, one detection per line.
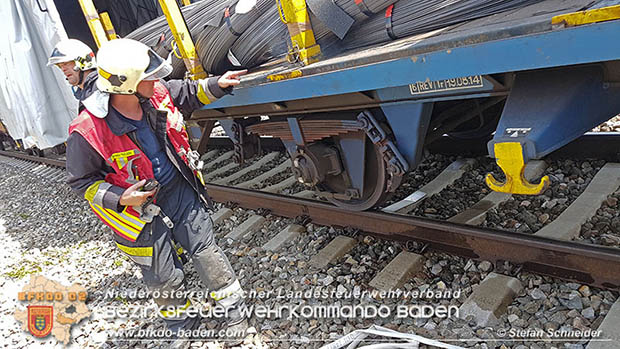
0 0 78 149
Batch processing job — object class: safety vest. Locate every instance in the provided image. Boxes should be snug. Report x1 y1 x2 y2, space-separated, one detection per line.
69 82 197 242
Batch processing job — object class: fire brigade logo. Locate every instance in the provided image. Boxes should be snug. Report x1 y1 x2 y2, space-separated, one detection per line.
27 305 53 338
15 275 90 344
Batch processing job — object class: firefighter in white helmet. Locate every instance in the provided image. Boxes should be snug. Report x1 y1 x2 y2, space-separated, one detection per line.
66 38 248 346
48 39 98 109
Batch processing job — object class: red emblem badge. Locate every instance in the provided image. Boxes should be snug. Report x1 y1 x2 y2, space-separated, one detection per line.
27 305 53 338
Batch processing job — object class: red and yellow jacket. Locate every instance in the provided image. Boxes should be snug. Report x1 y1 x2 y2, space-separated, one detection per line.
67 78 226 241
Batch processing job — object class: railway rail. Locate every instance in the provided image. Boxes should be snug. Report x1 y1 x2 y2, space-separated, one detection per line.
2 142 620 290
4 0 620 346
3 139 620 347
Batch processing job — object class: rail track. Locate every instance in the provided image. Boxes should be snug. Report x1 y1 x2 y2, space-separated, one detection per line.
3 136 620 347
2 136 620 289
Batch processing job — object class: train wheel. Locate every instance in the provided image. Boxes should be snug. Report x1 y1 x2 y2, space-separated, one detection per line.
315 137 390 211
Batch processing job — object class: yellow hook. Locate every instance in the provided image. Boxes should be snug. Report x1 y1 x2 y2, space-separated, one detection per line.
486 142 549 195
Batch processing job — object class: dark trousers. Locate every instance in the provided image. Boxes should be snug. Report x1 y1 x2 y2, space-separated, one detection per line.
114 174 237 331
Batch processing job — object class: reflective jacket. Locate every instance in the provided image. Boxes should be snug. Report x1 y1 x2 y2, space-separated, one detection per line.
67 78 226 241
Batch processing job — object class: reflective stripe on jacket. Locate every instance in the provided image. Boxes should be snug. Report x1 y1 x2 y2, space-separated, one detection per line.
69 81 200 241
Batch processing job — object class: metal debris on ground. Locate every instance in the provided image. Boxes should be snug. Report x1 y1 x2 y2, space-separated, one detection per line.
319 325 465 349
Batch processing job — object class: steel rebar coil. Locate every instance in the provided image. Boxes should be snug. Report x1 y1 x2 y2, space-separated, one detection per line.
126 0 541 76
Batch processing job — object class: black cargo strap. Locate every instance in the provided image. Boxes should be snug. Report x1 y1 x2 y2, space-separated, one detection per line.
224 7 242 37
354 0 374 17
384 5 397 40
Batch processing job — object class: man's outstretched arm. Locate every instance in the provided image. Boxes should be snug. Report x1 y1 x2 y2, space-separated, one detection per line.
162 70 247 115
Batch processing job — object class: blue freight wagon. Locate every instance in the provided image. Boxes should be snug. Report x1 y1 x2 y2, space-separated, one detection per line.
194 0 620 210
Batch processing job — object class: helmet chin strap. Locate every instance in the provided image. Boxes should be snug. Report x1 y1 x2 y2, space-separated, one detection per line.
75 67 84 86
135 92 150 104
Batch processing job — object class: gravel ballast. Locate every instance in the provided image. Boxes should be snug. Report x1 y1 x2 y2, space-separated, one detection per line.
575 189 620 248
410 158 502 220
480 160 604 234
382 153 457 208
1 158 618 349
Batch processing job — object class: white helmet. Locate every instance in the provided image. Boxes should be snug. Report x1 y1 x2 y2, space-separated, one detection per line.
48 39 96 71
95 38 172 95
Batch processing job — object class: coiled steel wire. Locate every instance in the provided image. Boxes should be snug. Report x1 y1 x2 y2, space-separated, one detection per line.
126 0 539 76
340 0 541 50
199 0 273 74
125 0 225 78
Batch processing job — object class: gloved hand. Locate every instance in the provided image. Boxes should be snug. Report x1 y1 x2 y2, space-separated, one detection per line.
217 70 248 89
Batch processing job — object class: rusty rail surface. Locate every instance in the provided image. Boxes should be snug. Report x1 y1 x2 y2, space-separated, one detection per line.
0 150 66 167
206 184 620 289
2 150 619 289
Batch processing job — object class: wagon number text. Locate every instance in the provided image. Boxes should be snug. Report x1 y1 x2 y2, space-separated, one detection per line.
409 75 484 95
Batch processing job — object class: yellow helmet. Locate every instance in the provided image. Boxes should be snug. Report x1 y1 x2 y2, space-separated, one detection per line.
95 38 172 95
48 39 96 71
